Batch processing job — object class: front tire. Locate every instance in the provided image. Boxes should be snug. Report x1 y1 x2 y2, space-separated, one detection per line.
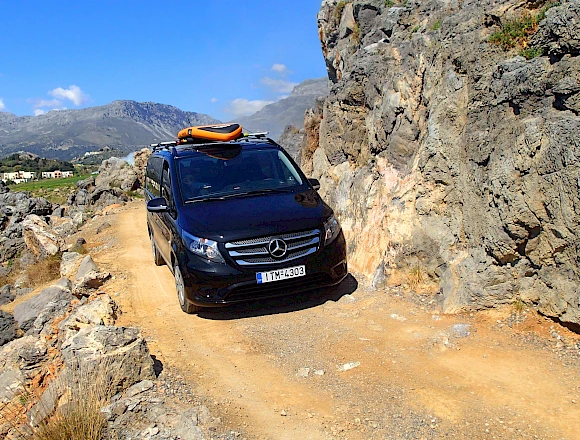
174 264 201 314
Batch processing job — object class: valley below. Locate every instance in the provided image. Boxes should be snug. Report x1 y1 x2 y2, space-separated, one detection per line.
84 202 580 439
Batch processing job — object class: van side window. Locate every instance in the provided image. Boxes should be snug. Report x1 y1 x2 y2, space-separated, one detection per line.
161 164 175 210
146 157 162 198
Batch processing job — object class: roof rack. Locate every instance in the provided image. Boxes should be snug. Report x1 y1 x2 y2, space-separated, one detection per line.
149 131 279 153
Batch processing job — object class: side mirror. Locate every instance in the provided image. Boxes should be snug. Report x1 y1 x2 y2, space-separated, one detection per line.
308 178 321 191
147 197 169 213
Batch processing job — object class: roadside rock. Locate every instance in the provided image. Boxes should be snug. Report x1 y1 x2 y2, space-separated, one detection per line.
59 295 118 339
22 214 61 258
61 325 155 388
96 221 111 234
0 335 49 380
59 251 84 278
49 215 77 237
75 255 99 280
0 311 17 346
13 281 73 333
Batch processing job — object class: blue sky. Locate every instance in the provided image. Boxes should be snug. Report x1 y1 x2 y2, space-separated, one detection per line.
0 0 327 121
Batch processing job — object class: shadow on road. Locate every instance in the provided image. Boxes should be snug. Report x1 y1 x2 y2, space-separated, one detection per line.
196 273 359 320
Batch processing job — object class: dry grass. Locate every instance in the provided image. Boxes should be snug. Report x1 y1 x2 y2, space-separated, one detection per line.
408 262 424 290
1 360 120 440
25 254 62 289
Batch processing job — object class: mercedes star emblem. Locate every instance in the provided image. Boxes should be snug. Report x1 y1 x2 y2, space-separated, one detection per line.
268 238 288 258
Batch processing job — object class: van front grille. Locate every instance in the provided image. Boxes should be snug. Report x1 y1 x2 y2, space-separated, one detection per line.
224 229 320 266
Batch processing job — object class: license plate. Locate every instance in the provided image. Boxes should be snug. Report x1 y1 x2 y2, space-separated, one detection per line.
256 265 306 284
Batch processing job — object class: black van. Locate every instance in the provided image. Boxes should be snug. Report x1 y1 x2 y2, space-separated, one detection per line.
145 135 347 313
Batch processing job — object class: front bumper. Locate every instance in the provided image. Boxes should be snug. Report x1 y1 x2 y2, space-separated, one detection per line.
180 231 347 307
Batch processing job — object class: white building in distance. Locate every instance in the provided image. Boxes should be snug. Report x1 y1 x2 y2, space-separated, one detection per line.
1 171 37 184
41 170 73 179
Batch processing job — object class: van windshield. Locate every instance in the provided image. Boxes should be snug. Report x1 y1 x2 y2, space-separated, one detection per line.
177 147 306 202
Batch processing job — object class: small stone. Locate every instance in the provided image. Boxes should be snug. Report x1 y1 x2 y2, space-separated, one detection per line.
280 410 287 416
390 314 407 322
451 324 471 338
297 368 310 378
314 370 325 376
339 362 360 371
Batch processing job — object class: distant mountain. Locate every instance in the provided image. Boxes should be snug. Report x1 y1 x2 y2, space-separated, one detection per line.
236 78 329 141
0 100 220 160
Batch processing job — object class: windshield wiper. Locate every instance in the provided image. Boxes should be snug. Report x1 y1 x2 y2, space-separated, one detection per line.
235 188 295 196
184 188 294 204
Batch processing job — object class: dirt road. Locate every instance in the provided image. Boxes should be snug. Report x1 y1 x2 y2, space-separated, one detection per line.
91 203 580 439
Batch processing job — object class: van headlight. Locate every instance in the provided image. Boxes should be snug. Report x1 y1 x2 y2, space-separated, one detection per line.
182 230 225 263
324 214 341 245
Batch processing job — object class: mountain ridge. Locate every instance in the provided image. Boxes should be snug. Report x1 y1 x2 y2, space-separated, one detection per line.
0 100 220 160
236 78 329 141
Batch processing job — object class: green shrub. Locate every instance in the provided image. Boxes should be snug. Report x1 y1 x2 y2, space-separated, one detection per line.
335 0 350 21
520 46 543 59
432 20 441 30
489 2 559 50
385 0 395 7
352 23 361 44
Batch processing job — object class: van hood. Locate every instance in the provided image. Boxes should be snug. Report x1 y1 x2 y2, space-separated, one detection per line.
177 190 332 242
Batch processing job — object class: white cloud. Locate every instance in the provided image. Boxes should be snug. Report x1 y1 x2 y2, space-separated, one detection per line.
0 98 5 111
225 98 274 117
271 64 289 74
260 77 298 94
34 109 46 116
33 98 62 109
48 85 89 106
211 97 218 103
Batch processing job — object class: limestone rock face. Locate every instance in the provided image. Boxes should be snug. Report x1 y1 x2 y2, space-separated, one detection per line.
95 157 139 192
310 0 580 324
22 214 61 258
61 326 155 390
13 282 72 333
133 147 152 186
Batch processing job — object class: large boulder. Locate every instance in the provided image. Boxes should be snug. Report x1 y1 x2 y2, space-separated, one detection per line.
95 157 139 192
73 255 111 295
59 251 84 278
29 325 154 427
13 280 73 333
22 214 61 258
58 295 118 339
0 335 49 381
61 326 154 383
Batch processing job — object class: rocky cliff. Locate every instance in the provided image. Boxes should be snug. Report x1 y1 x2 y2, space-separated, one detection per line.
307 0 580 327
237 78 329 141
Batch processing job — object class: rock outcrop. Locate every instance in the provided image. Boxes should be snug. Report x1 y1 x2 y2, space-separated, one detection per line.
309 0 580 325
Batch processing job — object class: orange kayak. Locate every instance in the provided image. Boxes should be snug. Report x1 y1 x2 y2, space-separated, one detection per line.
177 123 242 141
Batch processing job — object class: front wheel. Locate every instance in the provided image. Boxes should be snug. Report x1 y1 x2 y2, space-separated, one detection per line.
174 264 201 314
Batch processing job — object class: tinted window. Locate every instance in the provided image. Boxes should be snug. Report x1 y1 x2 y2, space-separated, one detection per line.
145 156 162 198
161 164 174 208
177 148 305 202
